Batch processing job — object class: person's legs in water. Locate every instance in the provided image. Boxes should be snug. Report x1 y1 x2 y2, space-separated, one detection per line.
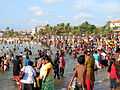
56 66 60 79
60 67 64 77
54 67 60 79
27 84 34 90
76 83 85 90
110 79 117 90
54 71 57 79
91 81 94 90
56 71 60 79
22 83 27 90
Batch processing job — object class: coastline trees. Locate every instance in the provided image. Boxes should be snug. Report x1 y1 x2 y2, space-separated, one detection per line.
2 21 112 38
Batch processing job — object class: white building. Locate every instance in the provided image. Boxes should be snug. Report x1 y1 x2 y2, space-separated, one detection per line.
0 30 4 37
108 20 120 32
35 25 45 32
109 20 120 28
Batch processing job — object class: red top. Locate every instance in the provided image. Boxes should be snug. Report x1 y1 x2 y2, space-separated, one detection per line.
59 56 65 68
108 64 118 79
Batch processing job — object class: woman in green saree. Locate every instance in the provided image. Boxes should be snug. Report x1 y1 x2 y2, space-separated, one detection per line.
41 56 54 90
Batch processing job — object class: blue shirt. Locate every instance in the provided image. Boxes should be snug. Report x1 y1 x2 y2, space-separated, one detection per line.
24 58 30 66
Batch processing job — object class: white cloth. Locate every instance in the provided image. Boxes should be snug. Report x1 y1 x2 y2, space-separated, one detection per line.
101 52 106 60
40 64 45 79
21 66 36 84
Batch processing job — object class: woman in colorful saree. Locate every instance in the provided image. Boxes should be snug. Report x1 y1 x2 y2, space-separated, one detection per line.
41 55 54 90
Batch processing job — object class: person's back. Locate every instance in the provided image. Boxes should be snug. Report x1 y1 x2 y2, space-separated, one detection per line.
74 55 86 89
85 55 95 81
107 59 119 90
85 52 95 90
21 65 36 84
21 61 36 90
93 51 101 69
24 55 30 66
93 52 99 62
59 56 65 69
75 64 86 85
13 57 21 76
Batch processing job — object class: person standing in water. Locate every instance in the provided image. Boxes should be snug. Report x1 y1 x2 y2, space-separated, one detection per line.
41 55 54 90
73 55 86 90
85 49 95 90
93 50 101 69
53 51 60 79
108 58 119 90
59 53 66 78
21 61 36 90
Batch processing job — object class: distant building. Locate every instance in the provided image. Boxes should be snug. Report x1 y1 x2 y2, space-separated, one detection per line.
35 25 45 32
109 20 120 32
0 31 4 37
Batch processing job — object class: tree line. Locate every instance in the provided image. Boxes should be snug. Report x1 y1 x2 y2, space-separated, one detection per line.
36 21 112 36
3 21 112 38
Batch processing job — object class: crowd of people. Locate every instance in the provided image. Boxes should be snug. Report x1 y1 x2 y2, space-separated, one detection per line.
0 34 120 90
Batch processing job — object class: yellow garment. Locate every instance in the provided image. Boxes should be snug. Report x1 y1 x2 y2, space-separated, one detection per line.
85 55 95 81
43 62 53 80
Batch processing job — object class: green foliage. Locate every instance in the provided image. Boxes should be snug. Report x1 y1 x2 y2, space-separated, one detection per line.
80 21 96 34
3 28 21 37
36 21 113 36
3 21 113 38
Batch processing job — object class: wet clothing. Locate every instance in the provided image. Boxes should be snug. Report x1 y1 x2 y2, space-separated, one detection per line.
22 83 34 90
21 66 36 84
108 64 118 89
85 56 95 81
108 64 118 79
54 54 60 79
93 53 99 62
85 55 95 90
93 53 100 68
41 62 54 90
12 59 21 76
42 76 54 90
74 64 86 87
24 58 30 66
59 56 65 77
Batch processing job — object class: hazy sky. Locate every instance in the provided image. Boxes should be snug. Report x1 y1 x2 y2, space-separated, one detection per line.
0 0 120 29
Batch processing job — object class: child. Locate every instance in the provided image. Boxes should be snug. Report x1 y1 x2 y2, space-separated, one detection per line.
107 58 119 90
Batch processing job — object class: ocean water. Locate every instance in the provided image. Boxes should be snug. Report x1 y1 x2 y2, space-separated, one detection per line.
0 43 114 90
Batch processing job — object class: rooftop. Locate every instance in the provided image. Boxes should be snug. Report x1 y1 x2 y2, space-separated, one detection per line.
110 20 120 23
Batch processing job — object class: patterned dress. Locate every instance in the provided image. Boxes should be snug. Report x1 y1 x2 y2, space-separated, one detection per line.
41 62 54 90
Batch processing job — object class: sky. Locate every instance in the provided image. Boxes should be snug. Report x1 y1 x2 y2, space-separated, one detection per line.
0 0 120 29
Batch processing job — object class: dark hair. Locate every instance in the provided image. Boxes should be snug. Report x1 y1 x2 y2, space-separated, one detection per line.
42 55 49 60
16 55 19 60
77 55 85 64
95 51 97 53
26 55 29 59
43 55 54 66
116 48 120 53
28 61 33 66
36 72 40 77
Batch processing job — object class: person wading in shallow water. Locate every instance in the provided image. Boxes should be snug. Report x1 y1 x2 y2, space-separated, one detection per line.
107 58 119 90
85 49 95 90
59 53 65 78
12 55 22 83
41 56 54 90
73 55 86 90
20 61 36 90
53 51 60 79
